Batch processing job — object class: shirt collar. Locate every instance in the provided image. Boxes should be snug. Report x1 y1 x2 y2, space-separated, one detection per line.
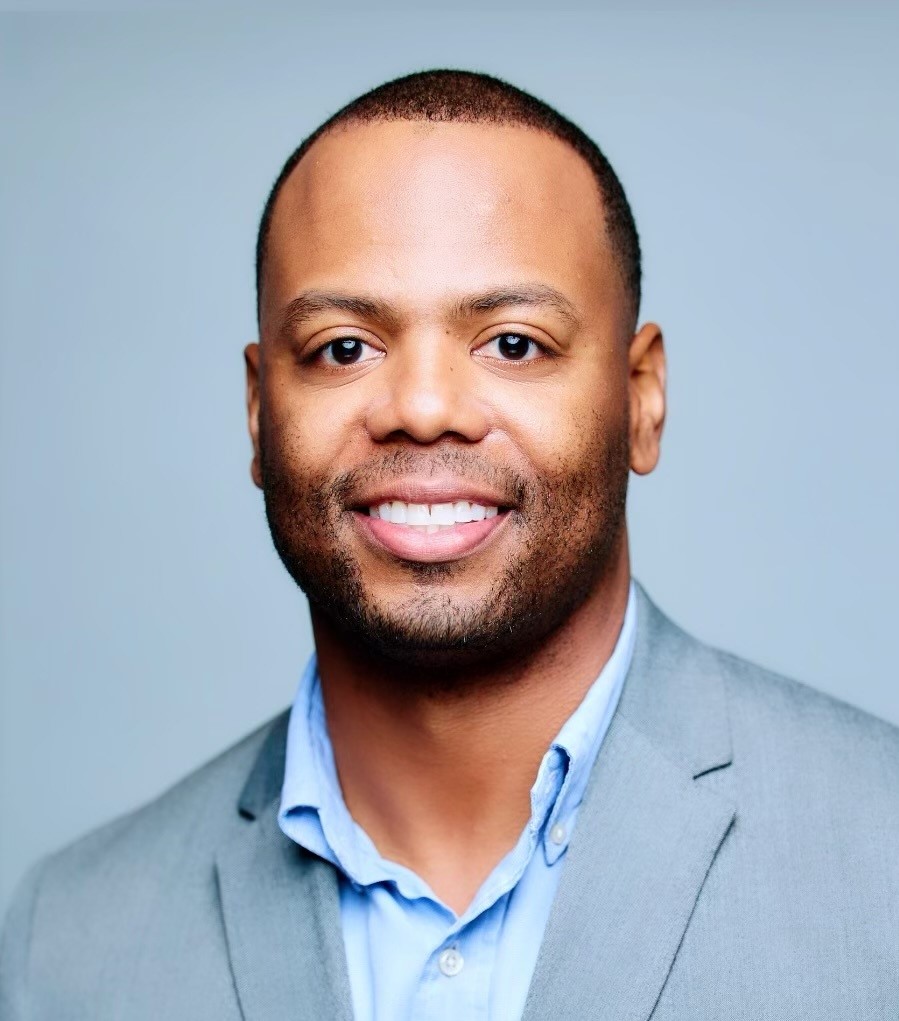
277 655 357 875
279 579 638 884
539 578 638 863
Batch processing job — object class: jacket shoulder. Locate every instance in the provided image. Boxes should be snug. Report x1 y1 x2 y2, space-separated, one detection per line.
56 709 286 867
1 712 289 1015
716 643 899 749
3 710 287 941
709 643 899 805
637 576 899 769
631 583 899 792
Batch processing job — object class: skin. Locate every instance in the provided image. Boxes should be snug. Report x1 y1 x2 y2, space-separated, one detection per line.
245 120 666 914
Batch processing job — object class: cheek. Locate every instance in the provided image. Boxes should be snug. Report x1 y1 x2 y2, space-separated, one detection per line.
263 380 365 478
497 371 623 477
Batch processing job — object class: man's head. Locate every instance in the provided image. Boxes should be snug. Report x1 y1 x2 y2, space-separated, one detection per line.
246 70 665 676
255 70 642 329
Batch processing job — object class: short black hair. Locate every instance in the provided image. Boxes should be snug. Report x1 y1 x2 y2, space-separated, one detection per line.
256 69 641 324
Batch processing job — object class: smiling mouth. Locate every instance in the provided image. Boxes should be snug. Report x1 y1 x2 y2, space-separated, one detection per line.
366 499 501 533
351 499 512 563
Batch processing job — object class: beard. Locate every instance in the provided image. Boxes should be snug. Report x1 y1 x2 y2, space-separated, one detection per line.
258 408 630 682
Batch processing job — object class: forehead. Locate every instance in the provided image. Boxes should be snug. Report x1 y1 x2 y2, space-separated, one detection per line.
262 120 616 322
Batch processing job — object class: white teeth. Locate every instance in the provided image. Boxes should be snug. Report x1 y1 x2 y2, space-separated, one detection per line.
432 503 455 525
406 503 430 526
367 500 501 528
453 500 472 523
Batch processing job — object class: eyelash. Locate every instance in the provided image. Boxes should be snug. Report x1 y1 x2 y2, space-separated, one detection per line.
477 332 546 363
314 337 381 367
311 332 550 368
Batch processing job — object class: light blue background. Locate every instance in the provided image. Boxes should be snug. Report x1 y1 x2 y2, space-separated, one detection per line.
2 7 897 914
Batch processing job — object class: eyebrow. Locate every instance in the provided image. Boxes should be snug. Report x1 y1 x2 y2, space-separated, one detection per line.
454 285 581 326
280 291 403 333
278 282 581 335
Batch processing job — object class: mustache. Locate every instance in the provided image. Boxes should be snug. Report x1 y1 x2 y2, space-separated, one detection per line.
330 447 529 507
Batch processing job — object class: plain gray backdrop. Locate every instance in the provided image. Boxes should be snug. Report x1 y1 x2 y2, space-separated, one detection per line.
2 6 897 915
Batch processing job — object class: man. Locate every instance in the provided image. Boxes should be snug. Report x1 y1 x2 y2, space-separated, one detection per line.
2 68 897 1020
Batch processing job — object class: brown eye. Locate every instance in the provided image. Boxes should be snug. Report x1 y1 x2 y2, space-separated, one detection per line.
479 332 543 362
319 337 381 367
329 338 364 364
497 334 532 359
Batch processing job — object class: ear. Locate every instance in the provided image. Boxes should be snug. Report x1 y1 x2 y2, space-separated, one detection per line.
628 323 666 476
244 342 263 489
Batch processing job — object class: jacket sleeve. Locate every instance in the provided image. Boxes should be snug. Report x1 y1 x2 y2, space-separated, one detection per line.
0 859 45 1020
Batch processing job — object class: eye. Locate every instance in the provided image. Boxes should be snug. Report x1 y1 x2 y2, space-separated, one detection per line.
318 336 381 367
478 332 543 362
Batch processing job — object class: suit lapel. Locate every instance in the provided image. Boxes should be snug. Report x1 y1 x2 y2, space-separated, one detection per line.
522 583 737 1021
214 583 735 1021
215 715 354 1021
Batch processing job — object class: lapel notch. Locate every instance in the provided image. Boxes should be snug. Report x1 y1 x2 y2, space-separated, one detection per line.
522 582 737 1021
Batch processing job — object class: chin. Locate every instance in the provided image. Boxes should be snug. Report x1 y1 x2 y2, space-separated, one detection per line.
323 588 564 687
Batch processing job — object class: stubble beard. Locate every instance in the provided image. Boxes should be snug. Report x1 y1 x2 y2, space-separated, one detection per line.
259 410 630 686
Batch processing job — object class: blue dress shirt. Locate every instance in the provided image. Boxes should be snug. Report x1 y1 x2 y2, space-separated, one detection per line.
279 580 637 1021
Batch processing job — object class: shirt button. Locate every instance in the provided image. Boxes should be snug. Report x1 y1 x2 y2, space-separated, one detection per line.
438 947 464 977
549 823 567 845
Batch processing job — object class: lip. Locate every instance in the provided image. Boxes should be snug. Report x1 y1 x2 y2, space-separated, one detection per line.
347 475 514 511
352 509 510 563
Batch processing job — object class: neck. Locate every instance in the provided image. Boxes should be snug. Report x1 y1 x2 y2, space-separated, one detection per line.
310 539 631 914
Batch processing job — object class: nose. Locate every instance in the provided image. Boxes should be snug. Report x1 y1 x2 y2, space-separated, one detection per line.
365 334 490 444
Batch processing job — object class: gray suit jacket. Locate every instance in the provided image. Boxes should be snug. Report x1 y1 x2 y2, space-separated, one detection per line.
2 582 898 1019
